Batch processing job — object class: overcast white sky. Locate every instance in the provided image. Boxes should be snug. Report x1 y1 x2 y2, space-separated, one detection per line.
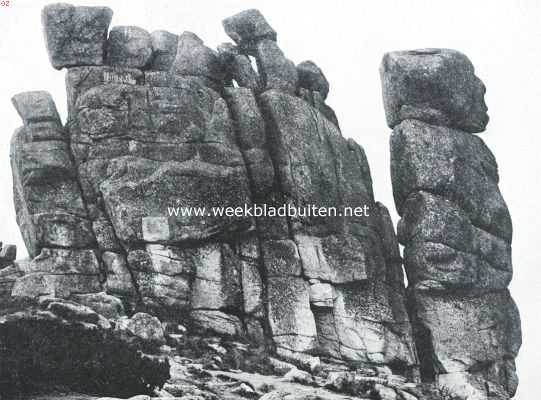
1 0 540 397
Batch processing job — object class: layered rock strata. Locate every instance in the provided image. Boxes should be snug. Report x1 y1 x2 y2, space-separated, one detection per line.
381 49 521 399
9 3 419 378
11 90 101 299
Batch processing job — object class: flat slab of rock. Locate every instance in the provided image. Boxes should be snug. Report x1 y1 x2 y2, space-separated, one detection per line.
12 91 61 124
380 48 489 133
42 3 113 69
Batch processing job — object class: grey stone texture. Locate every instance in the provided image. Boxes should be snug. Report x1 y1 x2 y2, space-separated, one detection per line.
222 9 277 55
380 49 489 133
42 3 113 69
383 49 521 400
10 5 416 377
106 26 153 68
5 7 522 399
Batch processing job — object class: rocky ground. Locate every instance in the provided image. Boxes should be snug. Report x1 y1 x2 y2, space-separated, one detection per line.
1 296 447 400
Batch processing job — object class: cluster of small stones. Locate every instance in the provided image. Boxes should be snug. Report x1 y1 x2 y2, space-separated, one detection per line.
4 3 521 400
381 49 521 399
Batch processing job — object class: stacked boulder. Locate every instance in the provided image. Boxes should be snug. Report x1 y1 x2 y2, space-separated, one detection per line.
46 3 255 332
381 49 521 399
10 90 101 298
8 2 420 379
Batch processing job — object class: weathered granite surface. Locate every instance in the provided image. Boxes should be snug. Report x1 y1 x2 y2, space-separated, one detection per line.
380 48 489 133
42 3 112 69
2 4 522 400
382 49 521 400
9 4 419 381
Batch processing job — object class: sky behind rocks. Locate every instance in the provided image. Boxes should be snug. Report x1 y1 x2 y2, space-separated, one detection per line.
1 1 540 397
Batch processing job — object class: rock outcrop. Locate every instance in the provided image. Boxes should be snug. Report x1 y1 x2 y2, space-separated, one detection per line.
9 3 418 382
3 4 522 400
381 49 521 399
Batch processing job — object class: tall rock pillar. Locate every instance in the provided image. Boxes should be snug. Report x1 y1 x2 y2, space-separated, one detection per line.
10 91 101 298
381 49 521 399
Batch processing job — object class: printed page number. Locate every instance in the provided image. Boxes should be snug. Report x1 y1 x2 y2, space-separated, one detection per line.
0 1 10 6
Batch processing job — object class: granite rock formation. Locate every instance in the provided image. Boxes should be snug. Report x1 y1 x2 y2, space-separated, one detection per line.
10 2 419 380
11 3 421 378
2 4 522 400
381 49 521 400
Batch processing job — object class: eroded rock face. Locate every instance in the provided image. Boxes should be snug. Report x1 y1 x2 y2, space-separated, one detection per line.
9 4 419 381
382 49 521 399
10 6 522 399
106 26 153 68
10 91 100 302
150 30 179 71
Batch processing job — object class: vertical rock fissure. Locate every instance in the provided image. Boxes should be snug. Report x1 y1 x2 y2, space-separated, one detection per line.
256 98 296 241
63 120 105 284
99 198 144 308
222 92 275 347
65 74 145 308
